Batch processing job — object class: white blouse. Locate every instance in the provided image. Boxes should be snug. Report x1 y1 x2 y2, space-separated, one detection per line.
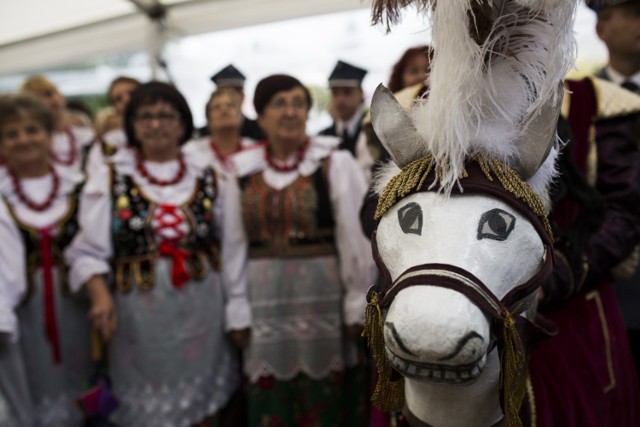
84 128 127 178
183 137 259 177
52 126 95 171
0 165 84 340
235 135 377 325
64 144 251 330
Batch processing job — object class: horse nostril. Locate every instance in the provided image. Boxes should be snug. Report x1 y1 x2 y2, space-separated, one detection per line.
437 332 485 362
385 321 418 357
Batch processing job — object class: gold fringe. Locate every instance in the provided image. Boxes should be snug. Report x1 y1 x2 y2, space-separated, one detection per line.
375 156 434 220
363 291 405 412
499 312 526 427
375 155 552 239
478 158 552 239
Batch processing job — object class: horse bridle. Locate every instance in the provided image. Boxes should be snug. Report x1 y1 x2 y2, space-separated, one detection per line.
370 158 556 354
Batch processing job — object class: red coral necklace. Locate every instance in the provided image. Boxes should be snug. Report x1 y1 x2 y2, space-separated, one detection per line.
11 166 60 211
136 151 186 186
264 142 306 172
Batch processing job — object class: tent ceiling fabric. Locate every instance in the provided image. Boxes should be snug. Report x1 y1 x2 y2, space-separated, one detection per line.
0 0 369 75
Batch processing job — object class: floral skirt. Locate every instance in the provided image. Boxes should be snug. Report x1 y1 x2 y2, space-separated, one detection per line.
246 363 369 427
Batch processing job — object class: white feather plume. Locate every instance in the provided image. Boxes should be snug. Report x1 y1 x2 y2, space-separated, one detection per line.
406 0 577 193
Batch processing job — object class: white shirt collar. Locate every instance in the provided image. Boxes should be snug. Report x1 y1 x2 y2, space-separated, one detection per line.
606 65 640 87
335 110 364 138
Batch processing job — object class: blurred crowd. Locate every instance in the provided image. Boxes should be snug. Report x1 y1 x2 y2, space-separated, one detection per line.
0 1 639 426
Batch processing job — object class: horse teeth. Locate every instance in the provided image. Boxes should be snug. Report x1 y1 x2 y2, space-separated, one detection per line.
445 370 456 380
471 366 480 377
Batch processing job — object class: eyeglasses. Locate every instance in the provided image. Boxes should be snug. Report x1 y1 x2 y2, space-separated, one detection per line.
266 98 308 112
134 112 181 126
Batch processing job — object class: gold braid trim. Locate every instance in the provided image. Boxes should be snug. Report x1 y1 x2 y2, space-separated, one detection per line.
375 156 435 220
500 311 527 427
375 156 552 239
363 291 405 412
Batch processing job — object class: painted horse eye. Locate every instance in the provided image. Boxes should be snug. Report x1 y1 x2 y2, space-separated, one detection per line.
398 202 423 235
477 208 515 241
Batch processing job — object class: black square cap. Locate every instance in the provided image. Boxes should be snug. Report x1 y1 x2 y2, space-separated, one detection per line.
587 0 635 12
328 60 367 88
210 64 246 88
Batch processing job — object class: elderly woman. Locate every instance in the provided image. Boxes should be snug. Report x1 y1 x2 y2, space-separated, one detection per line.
234 74 376 426
0 94 92 425
185 87 258 176
19 75 95 173
65 81 250 426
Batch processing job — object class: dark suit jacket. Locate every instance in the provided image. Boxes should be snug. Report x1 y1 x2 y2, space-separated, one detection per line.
318 113 365 155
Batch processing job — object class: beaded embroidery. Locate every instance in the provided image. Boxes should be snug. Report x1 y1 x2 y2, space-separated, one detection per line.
111 167 221 292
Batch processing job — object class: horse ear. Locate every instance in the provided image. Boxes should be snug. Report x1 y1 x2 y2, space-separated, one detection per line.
370 84 422 168
512 82 563 180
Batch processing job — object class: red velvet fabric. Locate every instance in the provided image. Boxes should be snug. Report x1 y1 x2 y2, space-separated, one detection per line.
530 284 640 426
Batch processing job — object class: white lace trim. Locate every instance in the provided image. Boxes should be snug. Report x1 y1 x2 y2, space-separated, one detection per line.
251 294 341 308
251 314 342 344
246 355 351 384
111 362 239 427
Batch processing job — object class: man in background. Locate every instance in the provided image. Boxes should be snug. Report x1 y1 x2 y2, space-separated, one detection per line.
319 60 367 155
590 0 640 382
594 0 640 93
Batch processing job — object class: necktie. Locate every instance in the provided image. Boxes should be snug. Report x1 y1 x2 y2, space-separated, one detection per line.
621 80 640 95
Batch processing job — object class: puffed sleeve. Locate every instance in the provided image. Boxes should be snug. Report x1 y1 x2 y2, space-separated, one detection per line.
64 162 113 293
328 150 378 325
0 203 26 341
215 173 251 331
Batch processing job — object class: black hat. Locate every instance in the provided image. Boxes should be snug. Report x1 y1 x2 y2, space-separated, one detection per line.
328 60 367 88
210 64 246 88
587 0 633 12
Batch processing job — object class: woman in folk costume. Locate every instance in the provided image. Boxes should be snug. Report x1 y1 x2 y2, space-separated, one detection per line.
528 76 640 426
0 94 92 425
233 74 377 426
64 81 250 426
19 75 95 174
184 87 258 177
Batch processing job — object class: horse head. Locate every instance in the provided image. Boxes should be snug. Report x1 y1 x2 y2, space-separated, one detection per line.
364 0 579 424
366 84 557 427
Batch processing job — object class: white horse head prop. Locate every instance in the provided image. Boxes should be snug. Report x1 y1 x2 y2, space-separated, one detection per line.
364 0 579 426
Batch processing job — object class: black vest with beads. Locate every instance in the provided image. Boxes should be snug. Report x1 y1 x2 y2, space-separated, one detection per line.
110 167 221 292
6 184 83 302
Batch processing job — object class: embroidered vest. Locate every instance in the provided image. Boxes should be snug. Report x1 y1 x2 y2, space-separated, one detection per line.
111 167 221 292
240 163 336 258
6 184 83 303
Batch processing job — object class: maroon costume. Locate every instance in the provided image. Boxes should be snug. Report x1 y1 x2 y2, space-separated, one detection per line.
529 77 640 427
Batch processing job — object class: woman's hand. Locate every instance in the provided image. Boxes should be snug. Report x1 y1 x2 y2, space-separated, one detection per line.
86 275 117 342
228 328 251 349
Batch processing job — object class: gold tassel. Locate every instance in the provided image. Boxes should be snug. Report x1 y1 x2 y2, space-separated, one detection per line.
499 312 527 427
363 290 405 412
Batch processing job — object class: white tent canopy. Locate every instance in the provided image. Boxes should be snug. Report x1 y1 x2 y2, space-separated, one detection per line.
0 0 370 75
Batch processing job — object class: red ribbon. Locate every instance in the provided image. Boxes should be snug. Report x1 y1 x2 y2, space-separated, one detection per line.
158 241 191 288
39 226 61 364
